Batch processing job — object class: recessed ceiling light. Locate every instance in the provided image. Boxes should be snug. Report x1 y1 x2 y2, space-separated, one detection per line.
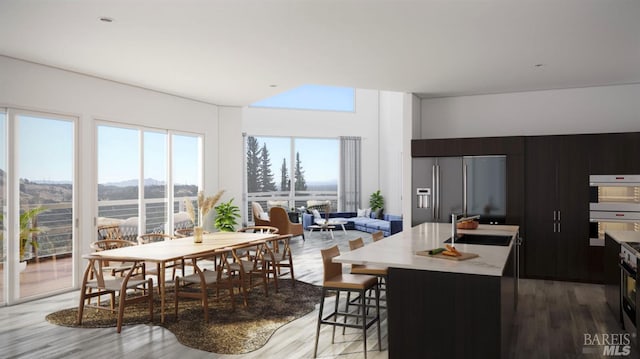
99 17 114 23
534 63 545 68
269 84 278 88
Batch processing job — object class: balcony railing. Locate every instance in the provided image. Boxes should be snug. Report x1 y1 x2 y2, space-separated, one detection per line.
246 190 338 223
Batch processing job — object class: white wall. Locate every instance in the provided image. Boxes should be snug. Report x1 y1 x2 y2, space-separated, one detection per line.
241 89 384 216
421 84 640 138
217 106 244 221
378 91 404 215
0 56 219 288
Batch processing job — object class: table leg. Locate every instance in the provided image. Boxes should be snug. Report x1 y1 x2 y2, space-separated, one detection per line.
340 224 346 234
159 262 166 323
330 228 334 239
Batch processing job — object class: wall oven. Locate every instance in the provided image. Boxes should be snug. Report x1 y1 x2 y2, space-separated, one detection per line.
589 175 640 246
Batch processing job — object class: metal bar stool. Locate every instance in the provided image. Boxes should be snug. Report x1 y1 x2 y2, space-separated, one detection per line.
313 245 381 358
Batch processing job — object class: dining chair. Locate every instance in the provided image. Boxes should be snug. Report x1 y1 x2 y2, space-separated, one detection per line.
371 231 384 242
77 256 153 333
313 245 381 358
97 224 123 241
174 228 194 238
237 225 279 234
174 248 238 323
90 239 139 277
230 241 270 300
262 234 295 291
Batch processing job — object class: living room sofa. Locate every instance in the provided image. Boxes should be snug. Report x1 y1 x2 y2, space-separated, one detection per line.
302 211 402 237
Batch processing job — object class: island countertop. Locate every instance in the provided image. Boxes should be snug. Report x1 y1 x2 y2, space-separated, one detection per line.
334 222 520 277
606 230 640 244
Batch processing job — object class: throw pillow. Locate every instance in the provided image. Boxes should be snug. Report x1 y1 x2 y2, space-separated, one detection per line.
365 208 372 218
357 208 366 217
373 208 383 219
312 209 322 220
259 212 269 220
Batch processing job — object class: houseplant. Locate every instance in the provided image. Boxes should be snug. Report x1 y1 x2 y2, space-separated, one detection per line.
369 190 384 219
185 190 224 242
214 198 241 232
0 207 47 266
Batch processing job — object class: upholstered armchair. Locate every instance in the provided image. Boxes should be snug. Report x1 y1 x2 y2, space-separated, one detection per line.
268 207 305 241
252 202 271 226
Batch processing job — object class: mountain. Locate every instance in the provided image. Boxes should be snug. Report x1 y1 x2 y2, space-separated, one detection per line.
104 178 166 187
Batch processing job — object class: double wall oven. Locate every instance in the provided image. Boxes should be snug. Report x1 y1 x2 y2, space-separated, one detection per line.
589 175 640 246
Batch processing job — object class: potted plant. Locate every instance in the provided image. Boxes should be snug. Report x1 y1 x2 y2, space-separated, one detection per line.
0 207 48 271
369 190 384 219
214 198 241 232
185 190 224 242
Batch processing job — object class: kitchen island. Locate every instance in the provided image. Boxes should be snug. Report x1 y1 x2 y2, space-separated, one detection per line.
334 222 520 359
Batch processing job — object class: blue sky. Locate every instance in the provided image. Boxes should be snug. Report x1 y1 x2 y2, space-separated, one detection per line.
251 84 355 112
18 115 73 182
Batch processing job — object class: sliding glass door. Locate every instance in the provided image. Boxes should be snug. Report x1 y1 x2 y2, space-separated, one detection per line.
0 110 76 303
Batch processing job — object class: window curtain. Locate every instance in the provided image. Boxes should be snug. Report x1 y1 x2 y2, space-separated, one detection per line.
339 136 361 212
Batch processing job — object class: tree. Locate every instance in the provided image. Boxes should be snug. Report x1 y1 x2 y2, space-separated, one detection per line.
246 136 261 193
294 152 307 191
259 143 277 192
280 158 290 191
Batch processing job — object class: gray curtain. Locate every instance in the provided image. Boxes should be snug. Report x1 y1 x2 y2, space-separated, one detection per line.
339 136 361 212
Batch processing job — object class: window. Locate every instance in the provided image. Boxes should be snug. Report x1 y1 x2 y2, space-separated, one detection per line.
97 124 203 240
250 85 355 112
245 135 339 220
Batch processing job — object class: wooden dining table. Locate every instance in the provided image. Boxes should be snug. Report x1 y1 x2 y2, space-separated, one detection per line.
87 231 276 322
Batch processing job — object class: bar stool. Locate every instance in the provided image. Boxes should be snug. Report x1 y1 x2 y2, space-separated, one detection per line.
348 237 388 313
313 245 381 358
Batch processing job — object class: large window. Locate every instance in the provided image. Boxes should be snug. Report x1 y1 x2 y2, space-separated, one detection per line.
97 124 202 240
246 135 339 220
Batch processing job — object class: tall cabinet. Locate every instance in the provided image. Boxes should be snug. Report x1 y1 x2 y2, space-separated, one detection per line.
524 135 591 281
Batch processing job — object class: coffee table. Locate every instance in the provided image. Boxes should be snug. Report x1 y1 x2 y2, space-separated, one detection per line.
308 224 336 239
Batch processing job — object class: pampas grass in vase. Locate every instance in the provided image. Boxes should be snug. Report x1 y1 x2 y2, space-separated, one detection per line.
185 190 224 242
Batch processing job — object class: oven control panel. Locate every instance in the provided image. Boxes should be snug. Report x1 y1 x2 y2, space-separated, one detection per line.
621 242 639 270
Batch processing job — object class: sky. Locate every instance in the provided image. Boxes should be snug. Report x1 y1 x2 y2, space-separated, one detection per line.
18 115 73 182
251 84 355 112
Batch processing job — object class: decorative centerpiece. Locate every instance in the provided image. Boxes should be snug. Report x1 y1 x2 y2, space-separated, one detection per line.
185 190 224 243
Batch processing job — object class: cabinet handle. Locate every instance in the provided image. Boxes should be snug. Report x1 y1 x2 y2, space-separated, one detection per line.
553 210 557 221
553 222 557 233
558 210 561 222
558 222 561 233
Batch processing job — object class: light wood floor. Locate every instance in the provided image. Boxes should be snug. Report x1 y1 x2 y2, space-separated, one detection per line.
0 229 630 358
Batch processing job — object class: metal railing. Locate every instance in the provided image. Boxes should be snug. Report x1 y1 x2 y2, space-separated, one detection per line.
246 190 338 223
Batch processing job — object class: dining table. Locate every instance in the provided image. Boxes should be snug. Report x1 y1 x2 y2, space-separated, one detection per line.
86 231 276 322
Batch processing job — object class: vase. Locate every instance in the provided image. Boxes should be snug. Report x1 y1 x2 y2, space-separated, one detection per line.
193 226 204 243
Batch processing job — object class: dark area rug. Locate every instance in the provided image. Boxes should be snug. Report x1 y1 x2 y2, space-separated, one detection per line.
46 279 322 354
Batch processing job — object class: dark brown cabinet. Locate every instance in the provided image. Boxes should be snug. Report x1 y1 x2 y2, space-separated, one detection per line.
524 135 590 281
604 233 622 327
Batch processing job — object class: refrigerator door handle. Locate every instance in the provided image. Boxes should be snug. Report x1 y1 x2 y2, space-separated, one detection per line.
432 165 437 220
436 164 441 221
463 163 468 217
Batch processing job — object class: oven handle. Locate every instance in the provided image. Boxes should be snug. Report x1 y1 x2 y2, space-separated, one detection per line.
620 261 637 278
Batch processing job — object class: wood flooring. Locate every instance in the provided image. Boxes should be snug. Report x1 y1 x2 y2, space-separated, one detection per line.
0 229 632 358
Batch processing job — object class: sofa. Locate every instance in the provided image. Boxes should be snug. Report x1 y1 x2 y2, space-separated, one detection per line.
302 211 402 237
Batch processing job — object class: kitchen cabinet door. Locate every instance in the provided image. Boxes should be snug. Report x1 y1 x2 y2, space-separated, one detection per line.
525 136 561 279
525 135 591 281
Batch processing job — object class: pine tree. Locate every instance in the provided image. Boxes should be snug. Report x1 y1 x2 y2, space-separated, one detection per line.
294 152 307 191
260 143 277 192
280 158 290 191
246 136 261 193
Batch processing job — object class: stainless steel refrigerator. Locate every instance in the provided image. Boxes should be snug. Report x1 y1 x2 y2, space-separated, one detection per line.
412 155 507 226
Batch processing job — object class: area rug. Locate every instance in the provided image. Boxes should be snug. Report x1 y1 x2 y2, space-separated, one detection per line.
46 279 322 354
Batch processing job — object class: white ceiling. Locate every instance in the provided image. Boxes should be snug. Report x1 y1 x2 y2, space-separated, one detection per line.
1 0 639 107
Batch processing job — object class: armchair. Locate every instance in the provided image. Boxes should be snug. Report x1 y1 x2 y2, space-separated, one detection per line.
252 202 271 226
269 207 305 241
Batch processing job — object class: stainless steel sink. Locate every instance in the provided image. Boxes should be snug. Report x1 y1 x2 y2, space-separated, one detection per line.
444 233 512 246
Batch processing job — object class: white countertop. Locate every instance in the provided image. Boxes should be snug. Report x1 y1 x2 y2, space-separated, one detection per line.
606 230 640 244
334 222 520 277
